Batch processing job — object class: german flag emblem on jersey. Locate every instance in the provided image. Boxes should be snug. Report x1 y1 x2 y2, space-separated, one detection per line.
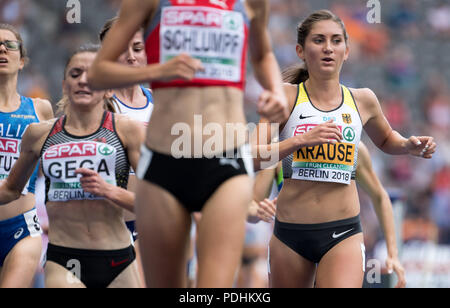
342 114 352 124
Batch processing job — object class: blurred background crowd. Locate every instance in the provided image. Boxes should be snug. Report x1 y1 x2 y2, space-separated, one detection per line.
2 0 449 288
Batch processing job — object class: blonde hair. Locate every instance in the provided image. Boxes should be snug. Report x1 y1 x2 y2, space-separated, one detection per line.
57 44 116 116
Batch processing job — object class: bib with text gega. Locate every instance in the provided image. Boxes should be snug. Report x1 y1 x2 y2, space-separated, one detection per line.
42 141 117 202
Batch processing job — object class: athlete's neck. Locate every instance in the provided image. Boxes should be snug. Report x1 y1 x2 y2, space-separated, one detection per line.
64 103 106 135
305 75 341 110
114 85 147 108
0 75 20 109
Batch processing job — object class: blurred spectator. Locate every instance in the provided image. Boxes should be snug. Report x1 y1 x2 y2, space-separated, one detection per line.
0 0 26 27
382 95 411 133
427 2 450 36
403 191 439 243
385 45 418 91
387 0 422 38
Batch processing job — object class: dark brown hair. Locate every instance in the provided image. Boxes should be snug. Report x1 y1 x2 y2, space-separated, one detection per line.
99 17 119 42
0 23 29 65
283 10 348 84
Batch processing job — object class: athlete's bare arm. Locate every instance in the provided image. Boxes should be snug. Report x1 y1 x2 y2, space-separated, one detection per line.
353 88 436 158
34 98 54 121
355 142 406 288
245 0 288 124
0 121 53 205
248 166 277 223
89 0 203 90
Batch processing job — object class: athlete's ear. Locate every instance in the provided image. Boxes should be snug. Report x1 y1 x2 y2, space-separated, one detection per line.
296 44 305 62
105 90 114 99
62 80 68 96
344 44 349 62
18 57 25 70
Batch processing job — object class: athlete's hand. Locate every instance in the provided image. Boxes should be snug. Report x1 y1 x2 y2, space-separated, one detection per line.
405 136 436 159
248 198 277 223
257 90 289 124
157 53 205 81
295 119 343 148
75 168 110 198
256 198 277 223
386 257 406 288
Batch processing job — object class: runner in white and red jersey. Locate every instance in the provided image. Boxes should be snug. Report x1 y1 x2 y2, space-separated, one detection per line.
89 0 289 288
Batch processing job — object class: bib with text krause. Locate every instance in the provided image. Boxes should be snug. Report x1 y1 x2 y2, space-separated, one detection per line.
160 6 245 82
42 141 117 202
292 123 357 184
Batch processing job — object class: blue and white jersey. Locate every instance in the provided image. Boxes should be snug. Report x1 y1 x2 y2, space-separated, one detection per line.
112 86 154 125
0 96 40 194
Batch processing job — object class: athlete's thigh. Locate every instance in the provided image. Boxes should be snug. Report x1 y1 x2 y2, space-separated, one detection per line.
108 260 141 288
268 235 316 288
132 240 146 288
135 180 192 287
44 261 86 288
196 175 252 288
315 233 365 288
0 236 42 288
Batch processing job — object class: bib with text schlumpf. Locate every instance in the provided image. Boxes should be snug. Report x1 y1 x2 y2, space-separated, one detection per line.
160 5 246 82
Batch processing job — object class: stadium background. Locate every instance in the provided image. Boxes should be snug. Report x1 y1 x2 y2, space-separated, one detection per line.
1 0 449 287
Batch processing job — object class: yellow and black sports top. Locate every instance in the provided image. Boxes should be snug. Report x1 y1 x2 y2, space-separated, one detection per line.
280 83 362 185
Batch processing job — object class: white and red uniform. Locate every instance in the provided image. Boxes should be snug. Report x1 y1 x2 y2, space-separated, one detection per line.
145 0 250 90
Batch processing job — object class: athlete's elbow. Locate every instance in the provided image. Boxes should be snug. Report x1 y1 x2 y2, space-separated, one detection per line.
0 188 21 206
87 65 106 90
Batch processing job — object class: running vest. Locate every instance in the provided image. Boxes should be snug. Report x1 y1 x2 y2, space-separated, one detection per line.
280 83 362 185
40 112 130 203
145 0 249 90
111 86 154 125
0 96 40 194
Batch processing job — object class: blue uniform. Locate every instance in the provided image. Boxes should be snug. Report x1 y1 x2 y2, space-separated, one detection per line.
0 96 43 266
0 96 40 194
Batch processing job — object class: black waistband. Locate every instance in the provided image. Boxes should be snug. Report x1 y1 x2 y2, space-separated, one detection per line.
275 214 361 231
145 143 249 160
47 243 134 257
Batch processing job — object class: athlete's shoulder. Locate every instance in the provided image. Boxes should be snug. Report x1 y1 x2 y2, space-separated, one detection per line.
348 87 378 105
32 98 54 121
283 82 298 109
114 113 143 131
114 114 145 145
23 118 57 142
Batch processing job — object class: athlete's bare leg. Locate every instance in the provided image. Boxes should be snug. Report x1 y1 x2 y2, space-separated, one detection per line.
135 180 192 288
268 235 316 288
195 175 252 288
315 233 365 288
0 236 42 288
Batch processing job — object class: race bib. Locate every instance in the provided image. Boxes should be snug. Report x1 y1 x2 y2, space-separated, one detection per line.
0 137 30 194
291 123 356 185
42 141 117 202
160 6 245 82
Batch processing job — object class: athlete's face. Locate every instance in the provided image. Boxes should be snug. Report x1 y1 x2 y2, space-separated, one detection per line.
297 20 349 77
63 52 106 108
0 29 24 75
118 30 147 67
